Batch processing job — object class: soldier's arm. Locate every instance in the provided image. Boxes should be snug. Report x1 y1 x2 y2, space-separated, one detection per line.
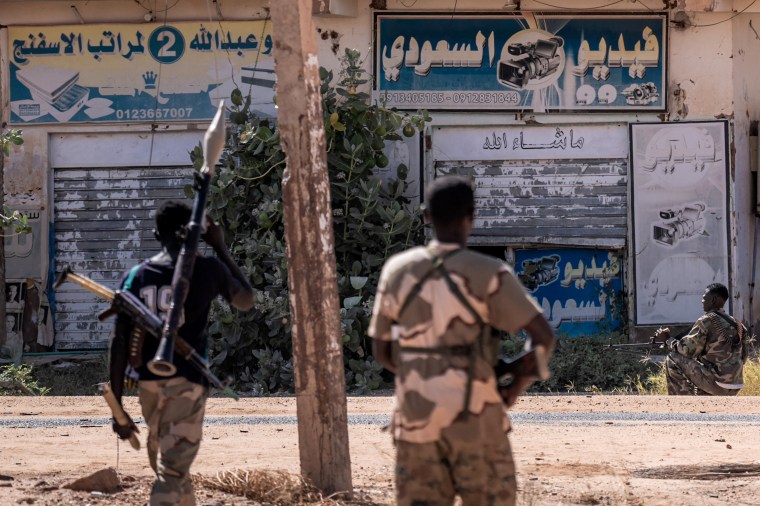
500 313 555 407
109 316 131 405
673 319 707 359
372 338 396 374
369 265 397 373
203 219 254 311
523 312 556 358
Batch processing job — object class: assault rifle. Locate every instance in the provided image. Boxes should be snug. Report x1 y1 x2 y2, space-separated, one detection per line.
54 267 238 400
606 328 687 355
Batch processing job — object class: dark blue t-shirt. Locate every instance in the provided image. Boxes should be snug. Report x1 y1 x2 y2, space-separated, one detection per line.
117 254 236 385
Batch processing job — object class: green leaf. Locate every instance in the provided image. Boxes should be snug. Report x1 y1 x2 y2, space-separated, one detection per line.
330 112 346 132
343 296 362 309
349 276 368 290
231 88 244 106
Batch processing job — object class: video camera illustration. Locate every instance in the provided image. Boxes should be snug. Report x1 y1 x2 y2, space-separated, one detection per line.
652 203 706 247
498 36 564 90
621 82 659 106
518 254 560 292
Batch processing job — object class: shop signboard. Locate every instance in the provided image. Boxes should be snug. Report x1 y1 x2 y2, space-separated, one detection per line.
374 13 667 112
8 21 276 124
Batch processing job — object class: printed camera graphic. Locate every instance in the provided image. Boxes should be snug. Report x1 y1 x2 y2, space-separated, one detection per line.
621 82 659 106
652 203 706 247
497 36 564 90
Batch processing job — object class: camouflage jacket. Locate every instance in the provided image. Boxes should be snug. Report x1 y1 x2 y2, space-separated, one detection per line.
674 309 748 385
368 240 542 443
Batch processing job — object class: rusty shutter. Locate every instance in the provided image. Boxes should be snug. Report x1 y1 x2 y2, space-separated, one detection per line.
53 166 193 350
435 158 628 249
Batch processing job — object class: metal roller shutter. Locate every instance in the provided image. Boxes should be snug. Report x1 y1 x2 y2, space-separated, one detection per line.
435 158 628 249
53 166 194 350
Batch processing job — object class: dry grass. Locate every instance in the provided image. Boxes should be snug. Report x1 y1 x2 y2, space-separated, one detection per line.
639 356 760 395
738 356 760 396
192 468 382 505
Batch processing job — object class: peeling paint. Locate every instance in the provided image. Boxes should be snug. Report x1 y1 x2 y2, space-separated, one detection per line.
53 165 193 348
438 158 628 247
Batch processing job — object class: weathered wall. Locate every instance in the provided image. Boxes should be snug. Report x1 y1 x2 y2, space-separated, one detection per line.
731 11 760 333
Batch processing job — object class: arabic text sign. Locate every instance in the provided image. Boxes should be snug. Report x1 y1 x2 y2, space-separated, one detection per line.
432 124 628 161
375 14 666 111
9 22 275 124
515 248 623 337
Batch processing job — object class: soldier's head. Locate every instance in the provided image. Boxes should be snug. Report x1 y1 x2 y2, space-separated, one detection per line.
154 200 192 248
423 176 475 244
703 283 728 311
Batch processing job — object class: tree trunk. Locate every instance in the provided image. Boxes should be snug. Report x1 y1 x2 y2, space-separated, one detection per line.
269 0 353 496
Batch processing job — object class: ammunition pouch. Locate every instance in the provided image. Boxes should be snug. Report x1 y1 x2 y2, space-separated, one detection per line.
128 326 146 370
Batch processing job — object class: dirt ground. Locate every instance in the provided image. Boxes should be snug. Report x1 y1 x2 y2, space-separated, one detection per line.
2 394 760 505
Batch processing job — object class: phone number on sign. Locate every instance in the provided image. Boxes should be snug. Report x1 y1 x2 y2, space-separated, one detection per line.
115 108 194 120
383 91 520 106
452 92 520 105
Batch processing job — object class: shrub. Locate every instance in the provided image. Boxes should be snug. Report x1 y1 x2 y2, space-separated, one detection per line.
204 48 429 394
503 334 663 394
0 363 50 395
31 359 108 396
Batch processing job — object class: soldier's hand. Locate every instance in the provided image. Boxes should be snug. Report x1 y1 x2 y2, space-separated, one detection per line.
201 216 226 252
112 419 135 440
498 375 534 408
654 327 670 342
498 384 521 408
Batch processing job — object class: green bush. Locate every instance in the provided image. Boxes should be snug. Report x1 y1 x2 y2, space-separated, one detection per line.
0 364 50 395
30 359 109 395
204 48 429 394
503 334 663 394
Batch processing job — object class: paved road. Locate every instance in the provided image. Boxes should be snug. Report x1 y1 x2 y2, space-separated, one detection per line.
5 411 760 428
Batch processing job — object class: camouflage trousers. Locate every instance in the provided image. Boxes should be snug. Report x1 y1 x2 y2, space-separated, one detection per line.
666 352 740 396
395 403 516 506
139 377 208 506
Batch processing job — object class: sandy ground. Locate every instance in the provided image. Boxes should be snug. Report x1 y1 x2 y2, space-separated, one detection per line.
2 394 760 505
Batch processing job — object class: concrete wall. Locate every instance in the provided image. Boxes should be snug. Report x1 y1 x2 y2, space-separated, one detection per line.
3 0 760 344
731 11 760 334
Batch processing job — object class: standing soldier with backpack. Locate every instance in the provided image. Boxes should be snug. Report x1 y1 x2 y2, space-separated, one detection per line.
369 175 555 506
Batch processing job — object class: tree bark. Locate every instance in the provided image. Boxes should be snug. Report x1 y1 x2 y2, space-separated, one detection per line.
269 0 353 496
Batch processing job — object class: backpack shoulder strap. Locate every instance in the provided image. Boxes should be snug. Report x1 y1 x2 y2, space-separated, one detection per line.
396 248 464 320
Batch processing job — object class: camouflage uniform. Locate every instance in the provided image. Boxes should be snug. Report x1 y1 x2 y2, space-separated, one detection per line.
139 377 207 506
114 252 241 505
369 240 542 506
666 309 748 396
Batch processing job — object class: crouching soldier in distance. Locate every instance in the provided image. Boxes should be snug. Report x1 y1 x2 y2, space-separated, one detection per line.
658 283 750 396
